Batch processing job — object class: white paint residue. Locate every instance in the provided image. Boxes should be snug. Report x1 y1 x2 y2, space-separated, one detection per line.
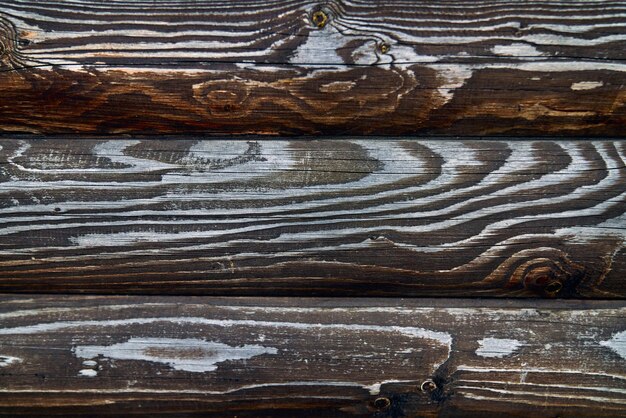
492 43 542 57
93 140 175 173
73 337 278 373
476 338 524 358
571 81 604 90
350 41 379 65
600 331 626 360
0 355 21 367
78 369 98 377
0 317 452 374
290 26 347 65
82 360 98 367
364 379 415 395
426 64 473 104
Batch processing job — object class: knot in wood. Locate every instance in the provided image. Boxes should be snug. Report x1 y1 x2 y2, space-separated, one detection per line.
192 80 250 117
0 17 19 66
516 256 580 297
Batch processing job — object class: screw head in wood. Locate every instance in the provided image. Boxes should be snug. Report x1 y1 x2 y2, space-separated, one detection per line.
379 42 390 54
373 396 391 410
421 379 437 392
311 10 328 28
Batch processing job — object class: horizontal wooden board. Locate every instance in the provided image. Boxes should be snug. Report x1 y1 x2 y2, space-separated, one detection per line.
0 137 624 297
0 296 624 417
0 0 625 135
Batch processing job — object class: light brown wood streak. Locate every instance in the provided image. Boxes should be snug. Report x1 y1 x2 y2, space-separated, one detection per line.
0 138 623 297
0 296 624 417
0 0 625 135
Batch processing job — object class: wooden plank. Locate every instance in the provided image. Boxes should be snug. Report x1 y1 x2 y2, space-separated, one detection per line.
0 296 624 417
0 138 624 297
0 0 625 135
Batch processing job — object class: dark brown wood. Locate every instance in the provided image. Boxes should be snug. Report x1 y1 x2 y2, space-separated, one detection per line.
0 296 624 417
1 0 625 136
0 137 624 297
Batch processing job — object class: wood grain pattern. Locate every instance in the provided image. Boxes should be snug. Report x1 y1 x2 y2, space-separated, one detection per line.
0 296 624 417
1 0 625 135
0 137 624 297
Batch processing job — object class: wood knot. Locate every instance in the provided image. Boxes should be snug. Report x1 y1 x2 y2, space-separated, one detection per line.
311 10 328 28
509 255 584 297
192 80 250 117
522 263 565 297
0 17 18 66
373 397 391 410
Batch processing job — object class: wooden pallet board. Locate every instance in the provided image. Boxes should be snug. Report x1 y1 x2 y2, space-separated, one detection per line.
0 296 624 417
0 138 623 297
1 0 625 135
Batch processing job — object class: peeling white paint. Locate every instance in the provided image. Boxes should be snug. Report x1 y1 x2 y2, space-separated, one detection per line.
476 338 524 358
457 386 626 404
457 366 626 381
0 355 22 367
427 64 473 103
0 380 408 395
363 379 415 395
600 331 626 360
571 81 604 90
73 337 278 373
0 316 452 373
492 43 542 57
290 26 347 65
78 369 98 377
0 318 452 352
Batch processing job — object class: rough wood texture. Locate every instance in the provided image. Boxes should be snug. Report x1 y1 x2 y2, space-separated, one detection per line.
0 138 624 297
0 296 624 417
1 0 625 135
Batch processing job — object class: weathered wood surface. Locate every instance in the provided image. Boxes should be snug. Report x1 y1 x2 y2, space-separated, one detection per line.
0 296 624 417
0 138 624 297
1 0 625 135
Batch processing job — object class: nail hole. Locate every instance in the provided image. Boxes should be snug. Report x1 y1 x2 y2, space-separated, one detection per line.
373 397 391 410
53 207 61 212
311 10 328 28
379 42 390 54
545 281 562 294
421 380 437 392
